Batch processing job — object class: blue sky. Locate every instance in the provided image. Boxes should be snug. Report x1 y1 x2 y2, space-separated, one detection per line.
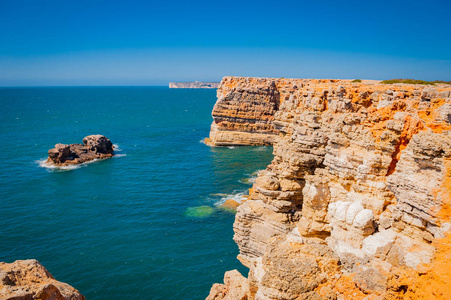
0 0 450 85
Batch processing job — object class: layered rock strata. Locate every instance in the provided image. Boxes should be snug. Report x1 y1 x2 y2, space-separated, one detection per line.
47 135 114 166
207 77 451 299
0 259 85 300
206 77 281 146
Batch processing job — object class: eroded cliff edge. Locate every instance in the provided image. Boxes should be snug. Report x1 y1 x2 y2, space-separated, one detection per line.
207 77 451 299
206 77 281 146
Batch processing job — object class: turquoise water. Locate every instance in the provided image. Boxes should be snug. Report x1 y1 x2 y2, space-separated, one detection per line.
0 87 273 299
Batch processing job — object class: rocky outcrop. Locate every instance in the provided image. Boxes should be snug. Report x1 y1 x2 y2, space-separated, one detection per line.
47 135 114 166
207 77 451 299
206 77 281 146
169 82 219 88
0 259 85 300
206 270 249 300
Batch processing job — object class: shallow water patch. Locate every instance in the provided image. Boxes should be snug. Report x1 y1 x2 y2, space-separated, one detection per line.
184 206 215 218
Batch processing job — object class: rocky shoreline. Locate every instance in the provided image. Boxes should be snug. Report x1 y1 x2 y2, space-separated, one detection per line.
207 77 451 299
0 260 85 300
47 135 114 166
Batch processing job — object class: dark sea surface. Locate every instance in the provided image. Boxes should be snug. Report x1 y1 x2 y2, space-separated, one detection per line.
0 87 273 299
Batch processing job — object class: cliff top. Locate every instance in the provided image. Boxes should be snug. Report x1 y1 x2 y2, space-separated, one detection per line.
219 76 451 89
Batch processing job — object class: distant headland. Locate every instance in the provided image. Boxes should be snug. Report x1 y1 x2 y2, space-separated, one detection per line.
169 81 219 89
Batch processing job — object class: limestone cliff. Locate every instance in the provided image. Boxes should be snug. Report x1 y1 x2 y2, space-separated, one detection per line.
0 259 85 300
207 77 451 299
206 77 281 146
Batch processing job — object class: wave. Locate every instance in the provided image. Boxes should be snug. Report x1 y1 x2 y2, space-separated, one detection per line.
37 150 126 171
36 158 84 171
239 169 261 184
112 144 127 158
213 191 248 206
254 146 271 152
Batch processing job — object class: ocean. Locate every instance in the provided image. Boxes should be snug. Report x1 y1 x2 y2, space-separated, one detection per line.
0 87 273 299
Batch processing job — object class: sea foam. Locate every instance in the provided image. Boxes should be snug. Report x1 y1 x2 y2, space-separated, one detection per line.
36 158 83 171
213 191 248 206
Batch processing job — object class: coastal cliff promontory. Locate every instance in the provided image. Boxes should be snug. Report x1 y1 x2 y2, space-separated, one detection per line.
206 77 281 146
207 77 451 299
169 82 219 89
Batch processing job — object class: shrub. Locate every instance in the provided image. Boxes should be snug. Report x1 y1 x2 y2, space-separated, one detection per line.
380 79 451 85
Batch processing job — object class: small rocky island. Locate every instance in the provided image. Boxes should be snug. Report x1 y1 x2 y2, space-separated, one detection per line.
47 135 114 166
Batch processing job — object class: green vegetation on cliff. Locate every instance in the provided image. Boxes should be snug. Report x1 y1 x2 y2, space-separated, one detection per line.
381 79 451 85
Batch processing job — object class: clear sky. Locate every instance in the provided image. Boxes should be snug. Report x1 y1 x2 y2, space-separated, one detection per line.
1 0 450 86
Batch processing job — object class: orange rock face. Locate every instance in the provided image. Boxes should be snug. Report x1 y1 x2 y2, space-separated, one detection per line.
207 77 281 146
207 76 451 299
0 259 85 300
220 199 241 211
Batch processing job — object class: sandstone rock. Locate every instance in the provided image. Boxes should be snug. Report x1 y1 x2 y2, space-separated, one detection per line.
255 172 280 191
233 200 292 268
353 267 387 294
345 202 364 225
256 240 339 300
420 87 438 100
0 259 84 300
327 238 368 272
387 131 451 228
298 175 331 237
207 77 451 299
207 77 280 146
47 135 114 166
206 270 249 300
437 103 451 124
352 209 374 231
361 229 397 258
221 199 241 211
329 201 351 223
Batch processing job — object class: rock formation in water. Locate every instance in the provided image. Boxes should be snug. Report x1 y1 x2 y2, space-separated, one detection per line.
207 77 451 299
47 135 114 166
0 259 85 300
169 82 220 88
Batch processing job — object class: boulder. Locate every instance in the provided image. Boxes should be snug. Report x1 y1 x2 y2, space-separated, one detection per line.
362 229 397 258
206 270 249 300
221 199 241 211
0 259 84 300
353 267 387 294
